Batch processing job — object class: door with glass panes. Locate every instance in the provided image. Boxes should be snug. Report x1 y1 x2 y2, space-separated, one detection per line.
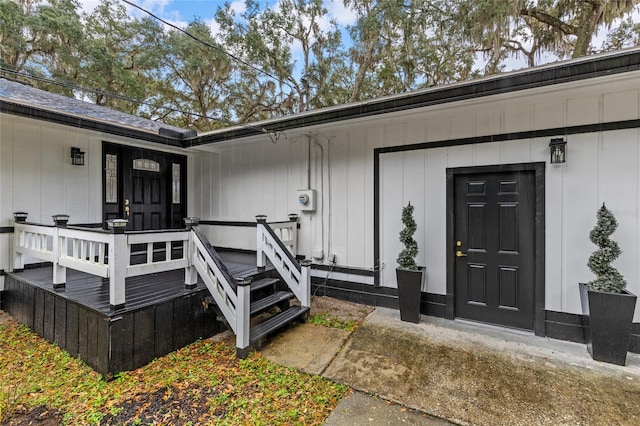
103 142 186 230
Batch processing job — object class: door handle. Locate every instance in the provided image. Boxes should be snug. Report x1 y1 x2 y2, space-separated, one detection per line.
456 250 467 258
125 198 130 218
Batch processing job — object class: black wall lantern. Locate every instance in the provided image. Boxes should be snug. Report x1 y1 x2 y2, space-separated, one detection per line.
549 138 567 164
71 147 85 166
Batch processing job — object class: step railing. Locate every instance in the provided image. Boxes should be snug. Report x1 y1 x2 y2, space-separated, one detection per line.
256 215 311 308
185 219 251 357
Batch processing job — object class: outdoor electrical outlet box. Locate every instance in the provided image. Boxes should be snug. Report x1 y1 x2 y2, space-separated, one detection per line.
311 249 324 260
297 189 316 212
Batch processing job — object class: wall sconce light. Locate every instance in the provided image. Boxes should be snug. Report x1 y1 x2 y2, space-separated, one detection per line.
549 138 567 164
71 147 85 166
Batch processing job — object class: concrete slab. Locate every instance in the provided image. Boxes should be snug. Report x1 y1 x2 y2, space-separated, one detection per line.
324 308 640 425
324 391 452 426
261 323 350 375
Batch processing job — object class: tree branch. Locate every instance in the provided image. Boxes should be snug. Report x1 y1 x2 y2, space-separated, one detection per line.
520 7 577 35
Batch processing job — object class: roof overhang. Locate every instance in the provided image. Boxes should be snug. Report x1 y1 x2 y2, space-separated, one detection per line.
187 47 640 147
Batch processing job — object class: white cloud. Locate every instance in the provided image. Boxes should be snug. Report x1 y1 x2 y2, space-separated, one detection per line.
76 0 101 15
205 17 221 36
230 0 246 15
325 0 356 27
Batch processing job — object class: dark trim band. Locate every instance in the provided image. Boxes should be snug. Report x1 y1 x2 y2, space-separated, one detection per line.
199 220 257 227
312 264 375 277
0 227 13 233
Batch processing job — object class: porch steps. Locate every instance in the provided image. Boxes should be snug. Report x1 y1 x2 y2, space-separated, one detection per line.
242 274 308 353
250 305 310 350
250 291 293 316
250 277 279 293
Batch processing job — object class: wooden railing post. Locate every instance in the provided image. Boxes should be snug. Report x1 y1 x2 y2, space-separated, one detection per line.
300 259 312 308
256 215 267 269
236 278 252 359
107 219 128 310
288 213 299 257
183 217 200 289
12 212 28 271
51 214 69 289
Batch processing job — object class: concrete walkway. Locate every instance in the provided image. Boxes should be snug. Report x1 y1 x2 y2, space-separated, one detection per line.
261 307 640 425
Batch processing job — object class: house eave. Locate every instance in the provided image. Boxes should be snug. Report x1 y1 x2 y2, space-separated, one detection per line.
186 47 640 147
0 100 184 148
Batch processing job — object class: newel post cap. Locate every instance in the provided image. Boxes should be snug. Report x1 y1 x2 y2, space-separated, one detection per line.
183 217 200 229
13 212 28 222
106 219 128 234
52 214 70 227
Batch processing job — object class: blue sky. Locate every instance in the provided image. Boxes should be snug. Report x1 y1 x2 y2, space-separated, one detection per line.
80 0 357 30
77 0 640 74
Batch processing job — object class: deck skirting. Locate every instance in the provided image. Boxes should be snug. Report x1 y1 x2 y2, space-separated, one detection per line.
2 270 222 378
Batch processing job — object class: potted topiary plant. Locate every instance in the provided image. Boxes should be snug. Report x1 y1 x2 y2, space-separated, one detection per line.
396 202 424 323
579 203 637 365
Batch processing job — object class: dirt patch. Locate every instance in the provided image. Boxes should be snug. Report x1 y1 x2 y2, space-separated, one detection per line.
310 295 374 323
102 385 228 425
1 405 63 426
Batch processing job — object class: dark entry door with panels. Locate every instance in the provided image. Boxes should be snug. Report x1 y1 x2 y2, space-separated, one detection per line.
451 168 536 330
103 142 187 231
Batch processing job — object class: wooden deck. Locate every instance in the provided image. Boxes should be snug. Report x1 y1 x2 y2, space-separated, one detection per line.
1 250 266 378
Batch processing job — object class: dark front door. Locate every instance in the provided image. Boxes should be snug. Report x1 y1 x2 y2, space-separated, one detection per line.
125 155 167 231
103 142 186 231
453 169 536 330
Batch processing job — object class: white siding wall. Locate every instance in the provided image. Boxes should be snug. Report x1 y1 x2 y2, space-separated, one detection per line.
193 73 640 319
0 115 193 273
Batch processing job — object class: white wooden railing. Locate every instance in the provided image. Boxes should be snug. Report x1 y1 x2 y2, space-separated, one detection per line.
12 215 304 357
256 217 311 308
13 221 189 308
187 224 251 354
269 221 298 257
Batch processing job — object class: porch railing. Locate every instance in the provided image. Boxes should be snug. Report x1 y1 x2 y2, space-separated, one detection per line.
256 216 311 308
13 220 189 309
11 214 308 357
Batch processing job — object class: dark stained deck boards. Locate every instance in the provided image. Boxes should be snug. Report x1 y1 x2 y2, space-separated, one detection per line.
1 249 265 378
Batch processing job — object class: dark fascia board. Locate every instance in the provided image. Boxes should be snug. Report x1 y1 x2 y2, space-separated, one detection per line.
187 49 640 147
3 49 640 149
0 100 184 148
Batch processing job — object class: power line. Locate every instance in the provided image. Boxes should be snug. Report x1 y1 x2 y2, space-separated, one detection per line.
119 0 294 92
0 67 269 135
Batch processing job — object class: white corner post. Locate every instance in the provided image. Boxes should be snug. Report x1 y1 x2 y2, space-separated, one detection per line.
256 215 267 269
107 219 128 310
12 212 29 271
51 214 69 289
52 228 66 288
236 279 252 359
300 259 312 308
183 217 200 289
13 229 24 272
288 213 299 257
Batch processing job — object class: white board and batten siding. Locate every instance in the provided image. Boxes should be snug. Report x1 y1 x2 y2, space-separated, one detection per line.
0 114 196 274
193 72 640 320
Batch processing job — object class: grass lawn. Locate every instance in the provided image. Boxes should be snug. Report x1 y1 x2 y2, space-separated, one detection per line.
0 316 349 425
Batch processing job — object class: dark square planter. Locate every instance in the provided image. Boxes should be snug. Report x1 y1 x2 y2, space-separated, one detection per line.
579 282 637 366
396 268 424 323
